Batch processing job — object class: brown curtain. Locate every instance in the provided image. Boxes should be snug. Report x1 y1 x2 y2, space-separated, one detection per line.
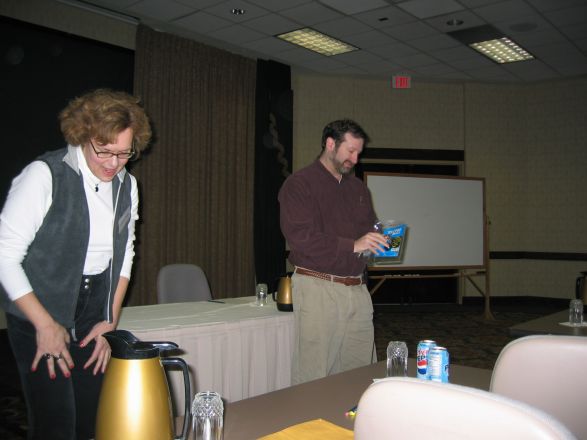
128 24 257 304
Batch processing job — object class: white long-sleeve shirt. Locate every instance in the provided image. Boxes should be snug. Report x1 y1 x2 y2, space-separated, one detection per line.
0 147 138 301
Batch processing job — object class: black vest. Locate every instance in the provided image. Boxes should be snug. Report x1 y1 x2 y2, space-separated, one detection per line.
2 147 132 327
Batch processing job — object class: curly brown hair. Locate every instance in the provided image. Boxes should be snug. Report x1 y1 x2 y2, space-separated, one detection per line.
59 89 152 158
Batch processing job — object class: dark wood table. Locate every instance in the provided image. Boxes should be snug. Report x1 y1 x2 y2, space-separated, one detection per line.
509 310 587 337
215 359 492 440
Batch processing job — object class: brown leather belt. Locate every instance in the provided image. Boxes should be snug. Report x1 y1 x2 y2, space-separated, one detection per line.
295 267 364 286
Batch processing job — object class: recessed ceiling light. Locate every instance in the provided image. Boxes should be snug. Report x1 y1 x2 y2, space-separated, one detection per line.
448 25 534 64
470 37 534 63
276 28 358 56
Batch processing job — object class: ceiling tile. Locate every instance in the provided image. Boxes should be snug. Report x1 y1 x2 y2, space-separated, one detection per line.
343 30 398 49
407 33 461 51
242 36 299 54
544 4 587 27
559 22 587 40
317 0 389 15
448 55 496 70
434 45 481 62
493 13 554 37
242 13 300 35
414 62 459 75
511 28 567 47
174 0 222 7
354 5 418 28
334 50 384 65
502 58 559 79
173 11 233 32
393 52 439 67
425 10 487 32
279 2 343 25
382 21 438 40
202 0 270 22
526 0 587 13
127 0 196 21
464 65 521 81
209 23 266 43
245 0 311 12
473 0 537 22
368 41 420 58
396 0 465 19
314 17 373 38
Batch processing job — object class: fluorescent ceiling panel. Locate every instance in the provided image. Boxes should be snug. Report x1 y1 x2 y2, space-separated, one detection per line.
276 28 358 56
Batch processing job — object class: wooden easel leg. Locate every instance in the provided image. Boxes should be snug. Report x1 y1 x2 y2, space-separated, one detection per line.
466 276 494 320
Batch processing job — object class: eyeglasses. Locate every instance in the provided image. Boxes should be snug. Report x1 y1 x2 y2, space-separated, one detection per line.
89 139 135 160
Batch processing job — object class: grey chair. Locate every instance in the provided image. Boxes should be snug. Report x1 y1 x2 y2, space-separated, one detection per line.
157 263 212 303
490 335 587 439
354 377 575 440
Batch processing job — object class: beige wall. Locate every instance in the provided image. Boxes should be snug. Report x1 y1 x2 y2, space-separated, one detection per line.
3 0 587 301
292 73 587 299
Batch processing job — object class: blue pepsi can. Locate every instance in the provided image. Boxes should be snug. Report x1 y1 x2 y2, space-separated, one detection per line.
416 340 436 379
428 346 450 383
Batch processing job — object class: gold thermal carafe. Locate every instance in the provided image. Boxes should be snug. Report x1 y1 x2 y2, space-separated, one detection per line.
95 330 191 440
273 275 293 312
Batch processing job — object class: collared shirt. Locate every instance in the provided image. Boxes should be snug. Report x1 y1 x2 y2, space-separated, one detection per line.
0 146 138 300
278 160 377 277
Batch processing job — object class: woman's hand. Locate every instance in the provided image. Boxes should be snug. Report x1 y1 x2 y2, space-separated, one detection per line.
32 320 73 379
79 321 115 375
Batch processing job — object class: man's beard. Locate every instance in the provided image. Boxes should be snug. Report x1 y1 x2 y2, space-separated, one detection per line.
333 156 354 175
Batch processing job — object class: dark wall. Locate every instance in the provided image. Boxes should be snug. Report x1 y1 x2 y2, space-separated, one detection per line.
0 16 134 204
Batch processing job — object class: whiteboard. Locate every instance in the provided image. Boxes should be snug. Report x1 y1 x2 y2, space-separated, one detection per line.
365 173 486 269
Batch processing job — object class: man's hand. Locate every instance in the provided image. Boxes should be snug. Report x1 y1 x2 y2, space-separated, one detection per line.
354 231 389 254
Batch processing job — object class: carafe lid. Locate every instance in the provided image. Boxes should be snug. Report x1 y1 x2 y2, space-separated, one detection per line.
103 330 179 359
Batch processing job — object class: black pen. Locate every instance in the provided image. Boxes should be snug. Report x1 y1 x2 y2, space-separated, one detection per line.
207 299 225 304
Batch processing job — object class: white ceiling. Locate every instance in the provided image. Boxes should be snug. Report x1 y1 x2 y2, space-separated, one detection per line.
68 0 587 83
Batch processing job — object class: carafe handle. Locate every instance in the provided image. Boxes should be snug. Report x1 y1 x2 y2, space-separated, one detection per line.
162 358 191 440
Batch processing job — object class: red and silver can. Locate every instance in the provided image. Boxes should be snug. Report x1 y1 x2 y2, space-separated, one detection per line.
416 340 436 379
428 346 450 383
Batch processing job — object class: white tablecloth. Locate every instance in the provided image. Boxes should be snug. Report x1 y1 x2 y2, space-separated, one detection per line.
118 297 294 413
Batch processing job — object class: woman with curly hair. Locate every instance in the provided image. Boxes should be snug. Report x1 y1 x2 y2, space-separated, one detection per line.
0 89 151 439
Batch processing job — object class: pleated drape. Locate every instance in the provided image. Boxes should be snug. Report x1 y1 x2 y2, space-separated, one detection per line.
129 24 257 304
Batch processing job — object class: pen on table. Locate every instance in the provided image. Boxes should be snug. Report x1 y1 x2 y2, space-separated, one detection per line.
345 405 357 419
207 299 225 303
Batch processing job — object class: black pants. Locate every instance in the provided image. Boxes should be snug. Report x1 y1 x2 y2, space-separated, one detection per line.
7 270 109 440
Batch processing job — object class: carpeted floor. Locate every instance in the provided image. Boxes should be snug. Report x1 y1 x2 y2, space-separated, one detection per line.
0 296 568 439
373 297 567 370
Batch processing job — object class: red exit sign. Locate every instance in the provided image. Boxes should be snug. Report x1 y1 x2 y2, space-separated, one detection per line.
392 75 411 89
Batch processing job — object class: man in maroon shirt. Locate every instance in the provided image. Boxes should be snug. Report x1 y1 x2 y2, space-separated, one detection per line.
278 119 389 384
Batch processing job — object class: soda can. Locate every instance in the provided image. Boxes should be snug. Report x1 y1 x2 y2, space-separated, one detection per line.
428 346 450 383
416 340 436 379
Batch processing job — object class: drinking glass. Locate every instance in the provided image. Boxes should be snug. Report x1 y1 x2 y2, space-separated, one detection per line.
256 283 268 306
192 391 223 440
386 341 408 377
569 299 584 326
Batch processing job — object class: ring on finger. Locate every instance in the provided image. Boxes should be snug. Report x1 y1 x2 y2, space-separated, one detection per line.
44 353 52 360
53 354 63 360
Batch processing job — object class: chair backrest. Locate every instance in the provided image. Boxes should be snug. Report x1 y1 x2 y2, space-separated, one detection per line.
354 377 575 440
157 263 212 303
490 334 587 439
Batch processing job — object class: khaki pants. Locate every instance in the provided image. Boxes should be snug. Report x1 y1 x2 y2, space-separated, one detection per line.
291 272 376 385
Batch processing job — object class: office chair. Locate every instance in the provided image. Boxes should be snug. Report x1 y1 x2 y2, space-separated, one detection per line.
157 263 212 303
490 335 587 439
354 377 575 440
